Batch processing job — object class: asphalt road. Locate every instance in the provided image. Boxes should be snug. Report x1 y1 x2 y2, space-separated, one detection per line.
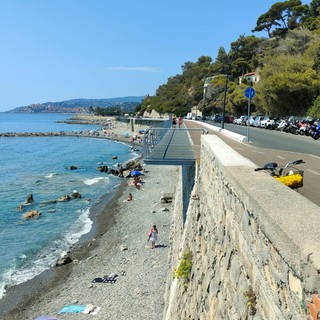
211 121 320 156
185 120 320 207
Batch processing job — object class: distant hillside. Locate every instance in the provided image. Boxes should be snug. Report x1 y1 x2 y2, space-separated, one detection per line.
7 96 144 113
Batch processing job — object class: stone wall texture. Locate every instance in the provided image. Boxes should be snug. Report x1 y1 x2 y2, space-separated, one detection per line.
164 135 320 320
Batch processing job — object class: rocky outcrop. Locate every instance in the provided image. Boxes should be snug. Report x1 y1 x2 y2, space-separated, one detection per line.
97 159 143 177
55 252 73 267
25 194 34 204
23 210 41 219
97 165 108 172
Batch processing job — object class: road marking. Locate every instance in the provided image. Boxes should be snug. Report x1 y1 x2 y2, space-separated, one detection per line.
276 155 286 160
233 147 244 150
307 169 320 176
309 154 320 160
252 151 265 154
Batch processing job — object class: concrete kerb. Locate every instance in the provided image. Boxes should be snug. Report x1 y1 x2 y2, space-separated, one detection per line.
190 121 248 142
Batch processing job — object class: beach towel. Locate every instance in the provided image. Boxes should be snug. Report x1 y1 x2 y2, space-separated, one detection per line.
92 273 118 283
58 305 87 313
58 304 100 315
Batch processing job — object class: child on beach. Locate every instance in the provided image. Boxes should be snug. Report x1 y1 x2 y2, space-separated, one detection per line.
127 193 133 201
147 225 158 249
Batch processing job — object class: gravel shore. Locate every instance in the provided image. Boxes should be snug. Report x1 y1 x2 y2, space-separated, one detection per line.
0 118 177 320
0 164 177 320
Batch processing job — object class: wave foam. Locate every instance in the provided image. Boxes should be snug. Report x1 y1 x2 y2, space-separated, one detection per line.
0 209 92 300
83 177 108 185
45 172 58 179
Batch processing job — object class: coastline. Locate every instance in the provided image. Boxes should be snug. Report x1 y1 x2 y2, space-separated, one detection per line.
0 163 177 319
0 117 177 319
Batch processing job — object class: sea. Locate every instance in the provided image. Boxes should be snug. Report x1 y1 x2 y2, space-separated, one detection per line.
0 113 139 299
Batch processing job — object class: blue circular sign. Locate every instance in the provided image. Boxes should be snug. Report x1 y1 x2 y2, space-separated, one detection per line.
244 87 256 99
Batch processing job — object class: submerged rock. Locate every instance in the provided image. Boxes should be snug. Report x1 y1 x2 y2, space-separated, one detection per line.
67 165 78 170
97 165 108 172
71 191 81 198
58 195 71 202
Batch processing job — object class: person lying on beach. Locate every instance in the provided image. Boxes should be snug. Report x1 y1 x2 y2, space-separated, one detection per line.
127 193 133 201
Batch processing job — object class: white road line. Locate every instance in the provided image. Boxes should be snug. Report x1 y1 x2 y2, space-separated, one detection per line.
233 147 244 150
276 155 286 160
252 151 265 154
309 154 320 160
307 169 320 176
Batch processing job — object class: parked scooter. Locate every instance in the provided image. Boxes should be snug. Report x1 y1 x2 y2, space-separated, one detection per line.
254 160 305 189
311 122 320 140
296 121 311 136
276 119 289 132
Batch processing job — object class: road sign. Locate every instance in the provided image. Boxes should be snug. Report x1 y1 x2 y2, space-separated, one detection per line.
244 87 256 99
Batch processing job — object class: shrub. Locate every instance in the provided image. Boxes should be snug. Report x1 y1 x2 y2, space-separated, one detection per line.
174 249 193 288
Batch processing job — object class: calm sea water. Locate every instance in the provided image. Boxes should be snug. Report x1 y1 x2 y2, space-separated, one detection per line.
0 113 138 299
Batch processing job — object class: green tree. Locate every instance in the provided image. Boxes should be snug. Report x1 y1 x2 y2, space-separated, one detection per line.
255 53 320 117
307 95 320 118
301 0 320 30
276 28 316 55
252 0 308 38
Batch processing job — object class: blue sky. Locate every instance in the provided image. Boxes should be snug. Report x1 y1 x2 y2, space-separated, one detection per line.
0 0 308 111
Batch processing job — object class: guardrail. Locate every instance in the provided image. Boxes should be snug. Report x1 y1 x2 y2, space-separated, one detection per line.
143 126 208 159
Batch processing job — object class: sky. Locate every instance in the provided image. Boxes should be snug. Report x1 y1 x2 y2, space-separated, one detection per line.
0 0 309 112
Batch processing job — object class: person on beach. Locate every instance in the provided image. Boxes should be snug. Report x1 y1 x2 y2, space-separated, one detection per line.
127 193 133 201
148 225 158 249
178 115 183 128
133 175 141 190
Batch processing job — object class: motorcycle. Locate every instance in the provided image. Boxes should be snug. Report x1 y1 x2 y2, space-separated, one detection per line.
311 122 320 140
254 160 305 189
276 119 289 132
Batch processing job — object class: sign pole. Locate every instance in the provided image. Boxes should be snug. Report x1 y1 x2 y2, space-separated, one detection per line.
244 87 256 143
247 98 251 142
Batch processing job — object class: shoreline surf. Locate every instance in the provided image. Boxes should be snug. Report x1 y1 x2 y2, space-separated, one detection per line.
0 163 176 320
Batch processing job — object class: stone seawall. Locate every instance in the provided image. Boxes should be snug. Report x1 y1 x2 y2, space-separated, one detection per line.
164 135 320 319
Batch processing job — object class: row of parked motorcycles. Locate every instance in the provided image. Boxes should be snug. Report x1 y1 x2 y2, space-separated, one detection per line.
271 119 320 140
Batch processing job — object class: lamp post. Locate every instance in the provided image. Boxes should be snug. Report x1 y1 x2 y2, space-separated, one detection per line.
221 74 230 129
203 83 208 116
221 37 243 129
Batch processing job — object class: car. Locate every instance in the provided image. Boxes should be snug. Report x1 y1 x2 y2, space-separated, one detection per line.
260 116 276 129
253 116 264 127
233 117 241 125
248 116 256 126
234 116 247 125
212 115 230 123
228 116 235 123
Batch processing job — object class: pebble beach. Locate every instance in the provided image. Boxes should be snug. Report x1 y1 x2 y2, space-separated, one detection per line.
0 116 177 320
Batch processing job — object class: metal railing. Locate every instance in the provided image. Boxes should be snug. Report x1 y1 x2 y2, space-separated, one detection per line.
143 123 207 159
